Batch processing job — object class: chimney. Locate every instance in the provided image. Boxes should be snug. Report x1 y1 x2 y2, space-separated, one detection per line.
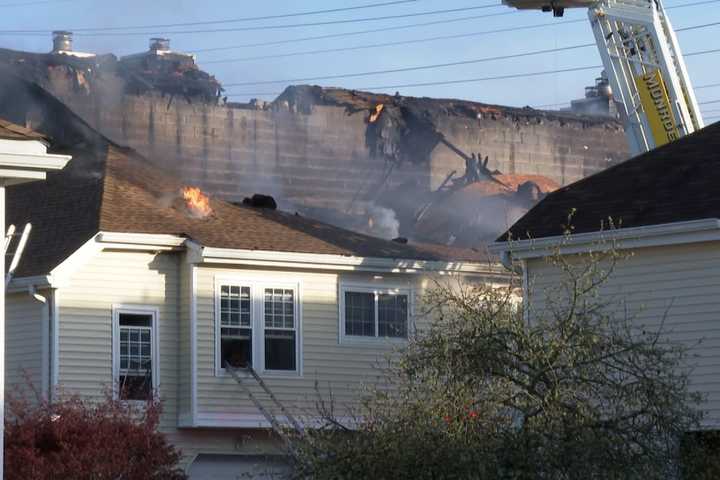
149 37 170 53
52 30 73 53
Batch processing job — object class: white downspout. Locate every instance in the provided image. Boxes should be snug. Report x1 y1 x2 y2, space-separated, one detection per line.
499 250 523 275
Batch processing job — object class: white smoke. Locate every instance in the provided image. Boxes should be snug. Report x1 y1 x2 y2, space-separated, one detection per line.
367 203 400 240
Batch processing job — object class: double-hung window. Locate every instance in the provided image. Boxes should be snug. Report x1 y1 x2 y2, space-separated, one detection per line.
341 285 411 341
113 307 159 401
216 280 300 375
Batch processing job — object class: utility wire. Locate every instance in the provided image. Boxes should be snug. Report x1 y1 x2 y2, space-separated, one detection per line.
206 18 720 65
192 12 519 54
192 0 720 54
0 4 506 36
202 20 588 64
222 21 720 87
0 0 74 6
224 44 596 87
60 0 421 31
700 99 720 105
696 82 720 89
225 46 720 97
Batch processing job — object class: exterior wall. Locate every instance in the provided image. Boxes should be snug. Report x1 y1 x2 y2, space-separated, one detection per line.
6 291 47 397
53 246 501 469
57 249 181 431
193 267 432 423
52 92 627 211
525 241 720 425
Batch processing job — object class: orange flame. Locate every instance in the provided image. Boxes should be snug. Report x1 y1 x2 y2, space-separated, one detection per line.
369 104 384 123
182 186 213 218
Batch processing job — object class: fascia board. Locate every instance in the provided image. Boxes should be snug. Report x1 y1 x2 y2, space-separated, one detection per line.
7 275 52 292
199 246 499 274
0 151 71 172
489 218 720 259
96 231 187 248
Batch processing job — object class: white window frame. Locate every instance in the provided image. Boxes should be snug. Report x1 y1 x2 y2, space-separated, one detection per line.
214 277 302 378
111 305 160 401
339 283 413 345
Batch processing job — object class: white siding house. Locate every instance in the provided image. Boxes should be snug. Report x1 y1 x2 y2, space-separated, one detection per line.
491 121 720 428
2 115 503 477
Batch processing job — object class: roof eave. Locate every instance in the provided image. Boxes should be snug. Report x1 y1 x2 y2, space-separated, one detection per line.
489 218 720 260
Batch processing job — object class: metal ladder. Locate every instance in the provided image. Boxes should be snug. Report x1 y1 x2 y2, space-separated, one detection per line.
224 362 306 441
4 223 31 287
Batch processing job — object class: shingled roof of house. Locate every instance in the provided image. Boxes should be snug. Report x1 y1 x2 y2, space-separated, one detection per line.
499 121 720 241
8 138 488 278
0 118 47 142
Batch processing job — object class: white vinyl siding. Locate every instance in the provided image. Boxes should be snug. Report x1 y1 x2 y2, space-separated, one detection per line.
6 291 47 398
195 268 427 421
57 250 180 431
525 241 720 426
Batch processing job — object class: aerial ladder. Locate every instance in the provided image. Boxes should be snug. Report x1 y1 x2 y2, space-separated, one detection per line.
503 0 704 156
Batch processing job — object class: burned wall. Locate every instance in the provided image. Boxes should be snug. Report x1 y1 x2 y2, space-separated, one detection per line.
45 90 627 214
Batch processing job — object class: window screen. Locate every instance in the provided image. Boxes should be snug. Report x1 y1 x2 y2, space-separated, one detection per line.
220 285 252 368
264 288 296 371
118 313 153 401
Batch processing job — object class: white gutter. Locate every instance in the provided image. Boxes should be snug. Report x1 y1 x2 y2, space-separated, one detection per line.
96 231 502 275
199 245 500 274
489 218 720 261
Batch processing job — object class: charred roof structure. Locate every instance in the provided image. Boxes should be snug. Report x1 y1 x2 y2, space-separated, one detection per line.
0 32 222 104
3 78 485 277
0 40 629 251
501 120 720 241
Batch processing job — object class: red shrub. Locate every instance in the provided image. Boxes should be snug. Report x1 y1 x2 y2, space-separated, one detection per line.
5 391 187 480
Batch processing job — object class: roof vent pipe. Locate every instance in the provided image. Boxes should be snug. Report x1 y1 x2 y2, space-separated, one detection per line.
149 38 170 52
52 31 73 53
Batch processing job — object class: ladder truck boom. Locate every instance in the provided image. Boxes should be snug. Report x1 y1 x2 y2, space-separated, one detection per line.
503 0 704 156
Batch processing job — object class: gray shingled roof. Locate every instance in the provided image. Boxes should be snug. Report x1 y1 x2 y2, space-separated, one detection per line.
499 121 720 241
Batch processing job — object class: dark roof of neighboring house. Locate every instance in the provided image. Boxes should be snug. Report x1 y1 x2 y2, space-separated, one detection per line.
9 136 487 278
499 121 720 241
0 118 47 142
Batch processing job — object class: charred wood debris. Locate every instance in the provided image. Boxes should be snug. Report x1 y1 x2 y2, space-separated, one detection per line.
275 85 560 245
0 43 223 106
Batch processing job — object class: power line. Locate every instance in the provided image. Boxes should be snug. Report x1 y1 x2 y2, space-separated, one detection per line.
700 99 720 105
225 46 720 97
0 4 506 36
0 0 74 6
696 82 720 89
222 21 720 87
191 11 519 54
191 0 720 55
205 17 720 66
224 43 596 87
68 0 420 31
202 20 587 65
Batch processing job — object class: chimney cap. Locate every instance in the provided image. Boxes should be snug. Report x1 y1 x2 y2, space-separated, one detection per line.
51 30 73 53
149 37 171 52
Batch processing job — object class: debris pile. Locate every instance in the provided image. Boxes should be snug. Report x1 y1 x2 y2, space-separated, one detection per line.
118 38 222 104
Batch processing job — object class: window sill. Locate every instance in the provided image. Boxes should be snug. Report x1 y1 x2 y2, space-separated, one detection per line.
339 335 408 347
215 367 302 380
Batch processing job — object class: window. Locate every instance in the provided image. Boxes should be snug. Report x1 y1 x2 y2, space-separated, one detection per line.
216 280 300 375
341 286 410 341
264 288 296 371
113 308 158 401
220 285 252 368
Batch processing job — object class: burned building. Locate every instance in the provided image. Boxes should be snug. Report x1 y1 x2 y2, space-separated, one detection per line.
0 34 630 248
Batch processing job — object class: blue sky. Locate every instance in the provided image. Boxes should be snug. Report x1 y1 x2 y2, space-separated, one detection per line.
0 0 716 116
